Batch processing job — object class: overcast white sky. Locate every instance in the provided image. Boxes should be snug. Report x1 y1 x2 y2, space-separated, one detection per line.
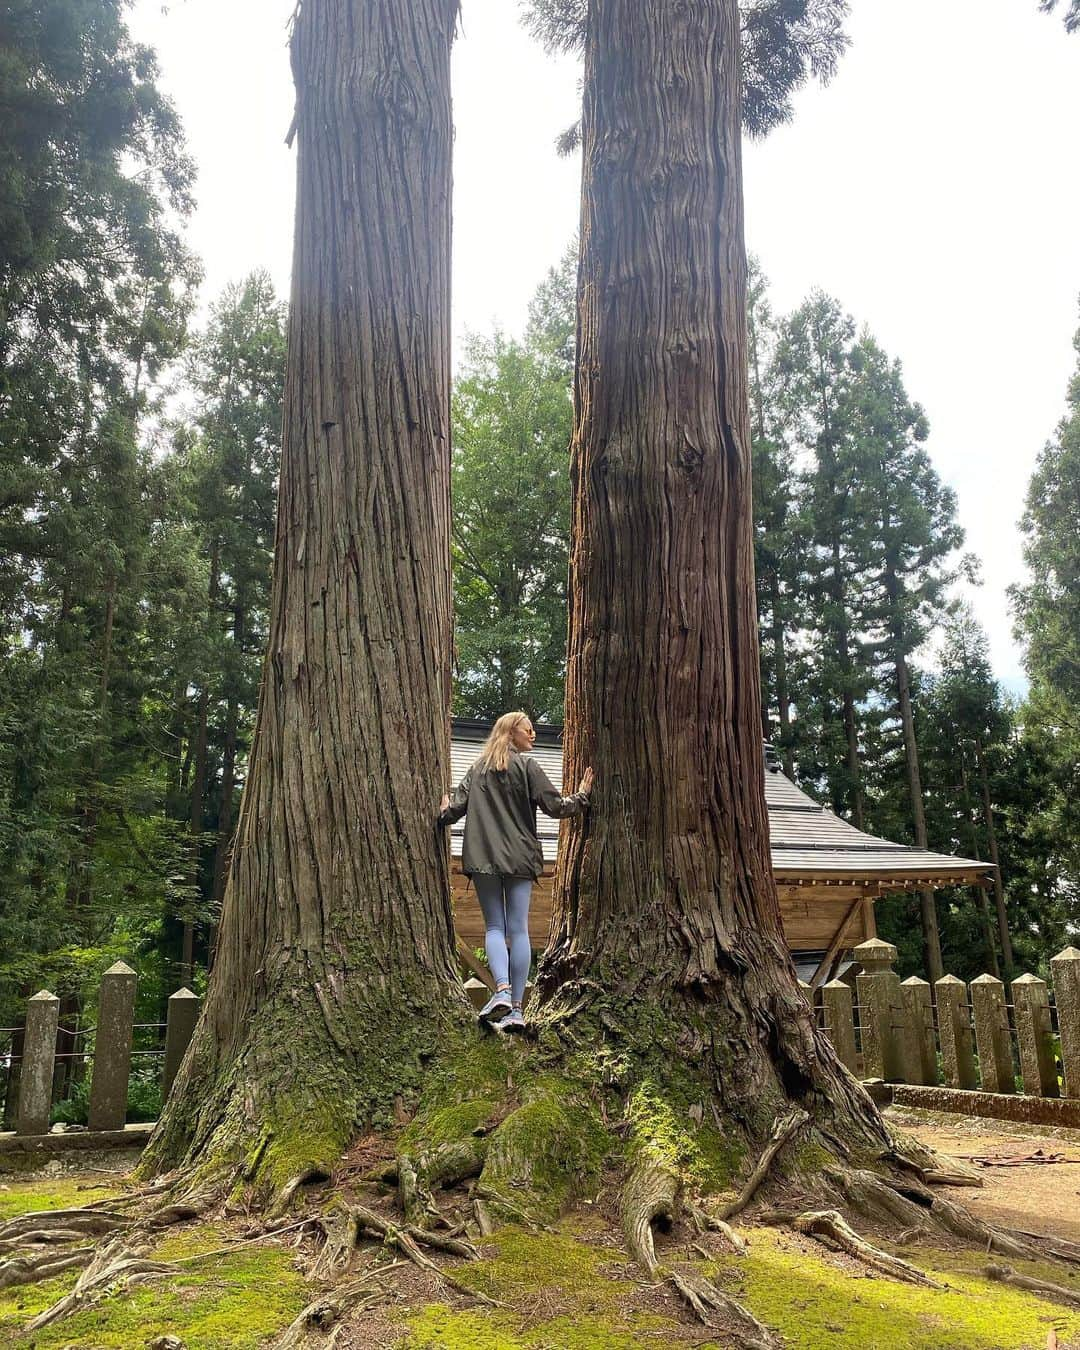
128 0 1080 692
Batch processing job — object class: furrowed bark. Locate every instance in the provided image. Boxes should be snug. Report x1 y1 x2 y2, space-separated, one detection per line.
540 0 885 1158
143 0 467 1188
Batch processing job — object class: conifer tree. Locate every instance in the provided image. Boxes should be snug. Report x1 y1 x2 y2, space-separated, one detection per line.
774 293 874 824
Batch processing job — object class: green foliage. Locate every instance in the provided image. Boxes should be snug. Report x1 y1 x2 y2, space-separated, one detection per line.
49 1062 161 1126
1006 306 1080 967
1041 0 1080 33
521 0 851 139
451 259 574 722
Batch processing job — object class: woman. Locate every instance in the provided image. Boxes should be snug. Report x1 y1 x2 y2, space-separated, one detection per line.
438 712 593 1031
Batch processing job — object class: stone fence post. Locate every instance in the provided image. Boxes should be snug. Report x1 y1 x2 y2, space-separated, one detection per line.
901 977 937 1085
936 974 977 1090
822 979 858 1075
16 991 59 1137
970 974 1015 1095
1051 947 1080 1098
1011 974 1058 1098
88 961 138 1132
163 988 202 1100
855 939 905 1081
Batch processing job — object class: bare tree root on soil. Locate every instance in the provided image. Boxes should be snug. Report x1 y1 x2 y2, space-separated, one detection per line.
12 1062 1080 1345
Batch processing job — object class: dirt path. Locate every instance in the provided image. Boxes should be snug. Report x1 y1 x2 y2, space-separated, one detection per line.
889 1105 1080 1243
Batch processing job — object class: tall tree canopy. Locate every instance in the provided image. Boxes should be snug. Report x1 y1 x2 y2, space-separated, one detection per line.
0 0 197 1034
450 262 574 722
523 0 850 136
1041 0 1080 32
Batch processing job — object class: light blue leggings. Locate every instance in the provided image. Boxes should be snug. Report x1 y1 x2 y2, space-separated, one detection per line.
473 874 533 1007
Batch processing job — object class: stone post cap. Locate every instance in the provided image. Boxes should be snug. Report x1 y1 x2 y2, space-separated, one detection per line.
169 987 200 1001
970 973 1004 987
853 939 897 968
1011 973 1046 987
901 976 930 987
823 978 852 991
102 960 136 978
936 974 966 987
29 989 59 1003
1052 947 1080 964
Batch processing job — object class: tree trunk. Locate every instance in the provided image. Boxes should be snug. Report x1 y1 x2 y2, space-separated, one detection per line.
960 754 1000 978
208 604 245 962
832 543 864 831
976 738 1014 981
144 0 465 1193
769 567 795 778
893 649 943 984
56 575 118 1102
541 0 884 1161
182 544 219 989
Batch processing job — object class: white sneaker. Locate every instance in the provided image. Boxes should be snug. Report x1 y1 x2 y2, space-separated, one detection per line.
478 991 512 1021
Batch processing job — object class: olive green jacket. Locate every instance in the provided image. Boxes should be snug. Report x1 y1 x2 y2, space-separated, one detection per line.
438 750 590 879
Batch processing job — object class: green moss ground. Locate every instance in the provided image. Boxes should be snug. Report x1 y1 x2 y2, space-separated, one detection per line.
399 1226 686 1348
0 1212 309 1350
395 1223 1080 1350
0 1175 126 1220
6 1166 1080 1348
707 1228 1080 1350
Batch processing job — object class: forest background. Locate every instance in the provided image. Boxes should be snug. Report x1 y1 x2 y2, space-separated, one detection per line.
1 0 1079 1122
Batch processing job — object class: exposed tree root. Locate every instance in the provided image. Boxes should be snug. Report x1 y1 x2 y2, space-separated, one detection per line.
26 1238 180 1331
820 1162 1080 1278
303 1202 495 1309
881 1138 984 1188
621 1159 680 1274
0 1228 98 1253
764 1208 944 1288
397 1134 486 1229
668 1269 779 1348
472 1198 495 1236
0 1246 95 1291
717 1108 809 1223
272 1276 388 1349
0 1209 129 1245
269 1167 333 1220
687 1203 748 1254
984 1263 1080 1309
307 1204 363 1282
471 1183 544 1232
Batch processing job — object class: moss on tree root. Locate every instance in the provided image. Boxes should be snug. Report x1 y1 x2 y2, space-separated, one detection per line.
389 995 852 1246
0 1220 309 1349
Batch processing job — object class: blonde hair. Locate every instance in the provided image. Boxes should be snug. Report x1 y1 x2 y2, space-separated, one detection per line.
475 711 530 774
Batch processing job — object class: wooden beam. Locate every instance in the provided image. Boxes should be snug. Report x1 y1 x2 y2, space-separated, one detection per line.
455 935 495 991
809 894 865 991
